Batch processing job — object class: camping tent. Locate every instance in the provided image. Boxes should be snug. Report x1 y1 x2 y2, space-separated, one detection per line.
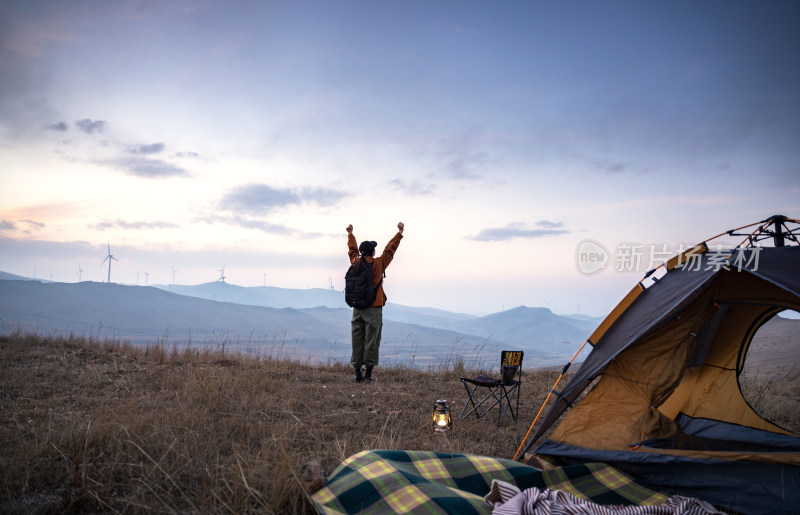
519 215 800 514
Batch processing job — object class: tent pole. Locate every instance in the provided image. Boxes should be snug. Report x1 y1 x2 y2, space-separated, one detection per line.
737 222 770 250
774 219 785 247
512 340 589 462
704 220 760 243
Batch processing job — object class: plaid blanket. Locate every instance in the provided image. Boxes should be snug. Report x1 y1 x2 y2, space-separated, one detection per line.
311 450 670 514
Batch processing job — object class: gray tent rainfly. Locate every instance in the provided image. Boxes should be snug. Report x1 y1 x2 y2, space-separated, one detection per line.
516 215 800 515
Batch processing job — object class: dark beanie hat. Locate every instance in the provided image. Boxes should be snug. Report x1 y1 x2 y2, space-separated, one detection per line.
359 240 378 256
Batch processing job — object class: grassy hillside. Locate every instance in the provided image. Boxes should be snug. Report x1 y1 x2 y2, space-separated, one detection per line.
0 333 562 514
0 280 597 369
3 331 796 513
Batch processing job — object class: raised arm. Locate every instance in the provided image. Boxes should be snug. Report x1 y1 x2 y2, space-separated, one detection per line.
378 221 404 268
346 224 359 263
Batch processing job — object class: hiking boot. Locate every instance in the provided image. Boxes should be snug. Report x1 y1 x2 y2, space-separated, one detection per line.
364 366 374 382
354 367 364 383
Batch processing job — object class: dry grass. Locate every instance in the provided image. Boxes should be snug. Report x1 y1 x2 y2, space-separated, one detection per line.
0 332 562 514
739 369 800 434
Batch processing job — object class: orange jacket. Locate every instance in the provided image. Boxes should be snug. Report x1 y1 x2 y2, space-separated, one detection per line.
348 231 403 307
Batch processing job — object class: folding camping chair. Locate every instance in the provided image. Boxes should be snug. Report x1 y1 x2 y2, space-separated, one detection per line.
459 350 523 427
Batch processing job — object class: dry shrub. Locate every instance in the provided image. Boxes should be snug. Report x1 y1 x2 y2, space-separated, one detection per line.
0 333 560 514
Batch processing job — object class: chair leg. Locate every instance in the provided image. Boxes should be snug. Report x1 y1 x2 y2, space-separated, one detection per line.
459 382 504 426
497 387 508 426
459 381 509 426
496 383 521 426
459 382 477 419
459 383 494 424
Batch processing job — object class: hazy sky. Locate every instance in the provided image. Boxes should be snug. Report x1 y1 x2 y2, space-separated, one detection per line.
1 1 798 316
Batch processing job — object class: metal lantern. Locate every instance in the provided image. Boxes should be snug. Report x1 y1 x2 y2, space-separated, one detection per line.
433 399 452 434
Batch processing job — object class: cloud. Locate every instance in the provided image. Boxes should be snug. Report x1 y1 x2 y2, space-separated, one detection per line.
21 219 45 229
221 184 297 214
298 186 346 207
205 183 347 237
60 126 185 177
443 149 492 180
0 237 97 261
535 220 564 230
88 219 180 231
0 219 42 234
195 214 324 237
130 142 165 155
174 151 200 158
220 183 345 215
605 161 627 174
75 119 107 134
59 128 185 178
48 121 68 132
431 134 502 181
388 178 436 196
591 158 652 176
217 215 298 235
109 156 189 178
468 221 570 241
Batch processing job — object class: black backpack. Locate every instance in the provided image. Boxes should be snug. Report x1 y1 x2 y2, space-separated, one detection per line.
344 259 383 309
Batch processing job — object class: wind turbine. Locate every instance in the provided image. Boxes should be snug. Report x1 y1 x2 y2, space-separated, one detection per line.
101 244 117 283
218 265 226 284
145 271 149 286
171 266 178 286
76 263 84 282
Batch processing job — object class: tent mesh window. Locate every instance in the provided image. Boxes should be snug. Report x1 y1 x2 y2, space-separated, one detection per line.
738 308 800 435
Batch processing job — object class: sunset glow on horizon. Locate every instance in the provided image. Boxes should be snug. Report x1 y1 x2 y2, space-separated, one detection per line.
2 1 798 316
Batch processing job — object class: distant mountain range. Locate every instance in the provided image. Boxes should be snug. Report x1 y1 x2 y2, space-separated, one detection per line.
0 274 602 369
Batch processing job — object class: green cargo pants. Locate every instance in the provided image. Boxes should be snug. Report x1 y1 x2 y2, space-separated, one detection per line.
350 306 383 368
